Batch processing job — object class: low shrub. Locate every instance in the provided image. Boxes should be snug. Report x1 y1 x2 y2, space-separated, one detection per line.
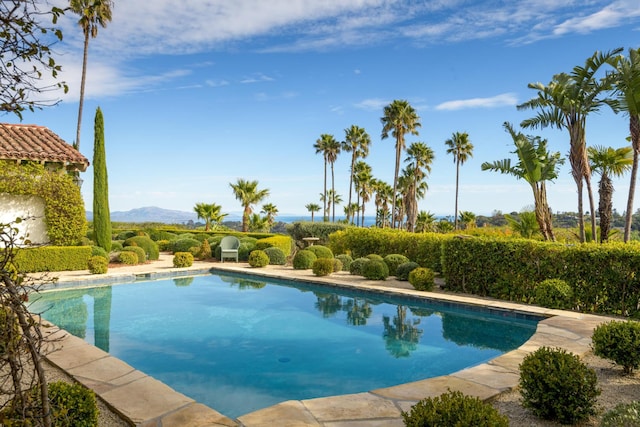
238 242 256 262
366 253 384 261
600 401 640 427
293 250 317 270
110 240 123 252
263 247 286 265
146 229 177 241
122 246 146 263
383 253 409 276
173 252 194 268
48 381 99 427
197 239 212 260
115 230 136 240
312 258 335 276
170 238 201 253
335 254 353 271
332 258 343 273
519 346 600 424
87 256 108 274
592 320 640 374
535 278 573 309
349 257 370 276
362 259 389 280
255 235 292 256
156 239 170 251
402 389 509 427
396 261 419 281
124 236 159 260
306 245 334 259
90 245 108 260
117 251 138 265
409 267 435 291
13 246 92 273
248 250 270 267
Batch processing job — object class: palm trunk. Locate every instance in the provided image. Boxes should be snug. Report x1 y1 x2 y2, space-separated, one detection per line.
569 124 586 242
348 154 355 224
76 33 90 150
585 170 598 242
599 175 613 242
625 115 640 242
532 183 550 240
454 160 460 230
392 135 402 229
322 160 327 222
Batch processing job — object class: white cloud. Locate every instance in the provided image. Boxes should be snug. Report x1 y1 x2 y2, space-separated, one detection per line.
354 98 389 111
436 93 518 111
553 0 640 35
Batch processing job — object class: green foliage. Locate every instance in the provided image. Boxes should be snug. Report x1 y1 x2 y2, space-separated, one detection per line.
146 229 177 241
600 401 640 427
402 389 508 427
312 258 335 276
173 252 194 268
255 235 292 256
170 238 201 253
248 250 270 267
332 258 343 273
535 278 573 309
48 381 99 427
519 346 600 424
93 107 111 253
117 250 138 265
286 221 348 247
396 261 419 281
114 230 136 240
0 307 20 357
87 255 108 274
13 246 92 272
197 239 212 260
366 253 384 261
306 245 334 259
409 267 435 291
110 240 123 251
383 253 410 276
362 259 389 280
592 320 640 374
123 236 159 260
122 246 146 263
335 254 353 271
293 250 317 270
263 247 286 265
349 257 370 275
90 246 108 260
238 241 256 261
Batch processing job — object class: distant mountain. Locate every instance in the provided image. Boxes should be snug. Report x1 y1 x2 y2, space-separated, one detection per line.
86 206 200 224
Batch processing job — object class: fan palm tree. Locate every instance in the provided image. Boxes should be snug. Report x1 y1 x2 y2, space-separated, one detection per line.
342 125 371 223
314 134 340 221
588 145 633 242
305 203 321 222
193 202 227 232
381 100 421 228
444 132 473 230
505 210 539 239
70 0 114 151
320 190 342 222
229 179 270 232
518 48 622 242
248 213 269 233
373 179 393 228
415 210 436 233
355 164 374 227
260 203 278 228
481 122 564 241
353 161 372 226
459 211 477 230
404 142 435 232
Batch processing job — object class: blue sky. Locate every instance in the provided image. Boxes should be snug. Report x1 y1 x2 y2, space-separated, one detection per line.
7 0 640 217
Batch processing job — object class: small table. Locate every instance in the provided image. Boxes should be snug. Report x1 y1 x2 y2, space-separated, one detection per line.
302 237 320 246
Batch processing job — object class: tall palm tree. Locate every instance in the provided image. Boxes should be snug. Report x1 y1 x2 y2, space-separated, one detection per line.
353 161 371 226
321 189 342 222
229 178 270 232
193 202 226 232
609 48 640 242
70 0 114 151
481 122 564 241
588 145 633 242
518 48 622 242
343 203 360 225
381 100 421 228
404 142 435 232
342 125 371 223
444 132 473 230
314 134 340 221
260 203 278 229
305 203 321 222
373 179 393 228
355 164 373 227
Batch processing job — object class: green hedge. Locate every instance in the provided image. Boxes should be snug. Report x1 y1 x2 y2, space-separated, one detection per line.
255 235 293 256
13 246 92 272
286 221 348 247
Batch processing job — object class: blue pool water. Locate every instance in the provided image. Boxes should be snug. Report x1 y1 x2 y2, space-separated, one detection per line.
29 273 540 418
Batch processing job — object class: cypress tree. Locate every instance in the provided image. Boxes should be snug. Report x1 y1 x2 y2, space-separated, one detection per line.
93 107 111 252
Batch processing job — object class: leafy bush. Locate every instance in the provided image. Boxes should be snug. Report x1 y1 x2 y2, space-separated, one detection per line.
366 253 384 261
110 240 123 252
48 381 99 427
293 250 317 270
248 250 270 267
333 258 343 273
335 254 353 271
255 235 292 256
535 278 573 309
87 256 108 274
592 320 640 374
362 259 389 280
286 221 347 247
122 246 146 263
600 401 640 427
519 346 600 424
396 261 419 281
238 241 256 261
90 245 108 260
306 245 334 259
349 257 370 275
146 229 177 241
312 258 334 276
383 254 410 276
409 267 435 291
115 230 136 240
123 235 159 260
263 247 286 265
13 246 92 273
117 251 138 265
170 238 201 253
197 239 212 260
173 252 194 268
402 389 508 427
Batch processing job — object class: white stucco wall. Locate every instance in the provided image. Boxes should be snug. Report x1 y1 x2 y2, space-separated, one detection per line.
0 193 49 246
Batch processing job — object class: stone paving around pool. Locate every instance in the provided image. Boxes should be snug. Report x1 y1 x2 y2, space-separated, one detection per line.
34 254 613 427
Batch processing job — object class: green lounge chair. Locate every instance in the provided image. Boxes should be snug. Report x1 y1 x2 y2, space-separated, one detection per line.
220 236 240 262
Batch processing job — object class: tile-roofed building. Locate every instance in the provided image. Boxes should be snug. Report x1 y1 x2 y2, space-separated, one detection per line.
0 123 89 172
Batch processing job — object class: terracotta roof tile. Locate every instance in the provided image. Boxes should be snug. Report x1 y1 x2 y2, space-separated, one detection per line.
0 123 89 171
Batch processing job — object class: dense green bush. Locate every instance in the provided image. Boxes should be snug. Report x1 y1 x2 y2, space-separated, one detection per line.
110 240 123 252
146 229 177 241
175 232 197 240
87 256 108 274
122 246 146 263
600 401 640 427
535 278 573 309
48 381 99 427
263 247 286 265
332 258 343 273
362 259 389 280
90 245 108 260
255 235 292 256
238 241 256 261
13 246 92 273
366 253 384 261
248 250 270 267
115 230 137 240
409 267 435 291
335 254 353 271
197 239 212 260
519 346 600 424
117 251 138 265
592 320 640 374
170 238 201 253
293 250 317 270
396 261 419 281
402 389 508 427
286 221 348 247
383 253 409 276
312 258 335 276
123 235 159 260
306 245 334 259
349 257 370 275
173 252 194 268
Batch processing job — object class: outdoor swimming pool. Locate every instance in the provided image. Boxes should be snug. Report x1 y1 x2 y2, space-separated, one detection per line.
29 272 540 418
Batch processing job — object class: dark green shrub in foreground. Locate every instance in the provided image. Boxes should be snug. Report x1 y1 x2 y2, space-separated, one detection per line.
293 250 317 269
196 239 212 260
170 238 201 253
173 252 194 268
238 241 256 261
124 235 159 260
592 320 640 374
402 389 508 427
519 346 600 424
312 258 335 276
335 254 353 271
87 255 108 274
600 401 640 427
122 246 146 264
383 253 409 276
306 245 334 259
396 261 419 281
263 247 286 265
91 246 108 260
48 381 99 427
409 267 435 291
117 251 138 265
248 250 269 267
535 278 573 309
362 259 389 280
349 257 370 275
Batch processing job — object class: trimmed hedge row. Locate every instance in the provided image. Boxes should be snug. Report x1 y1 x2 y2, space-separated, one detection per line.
13 246 92 272
254 235 293 256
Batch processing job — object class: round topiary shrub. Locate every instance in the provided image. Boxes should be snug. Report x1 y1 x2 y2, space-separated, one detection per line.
366 253 384 261
332 258 343 273
48 381 99 427
600 401 640 427
312 258 334 276
306 245 334 259
263 247 286 265
248 250 270 268
110 240 123 252
535 278 573 309
239 242 256 262
349 257 370 276
117 251 138 265
173 252 194 268
383 254 410 276
90 245 108 260
402 389 508 427
122 246 146 263
519 346 600 424
362 259 389 280
147 229 177 241
87 255 108 274
115 230 136 240
124 236 160 260
396 261 419 281
409 267 435 291
335 254 353 271
592 320 640 374
170 238 201 253
293 250 317 270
